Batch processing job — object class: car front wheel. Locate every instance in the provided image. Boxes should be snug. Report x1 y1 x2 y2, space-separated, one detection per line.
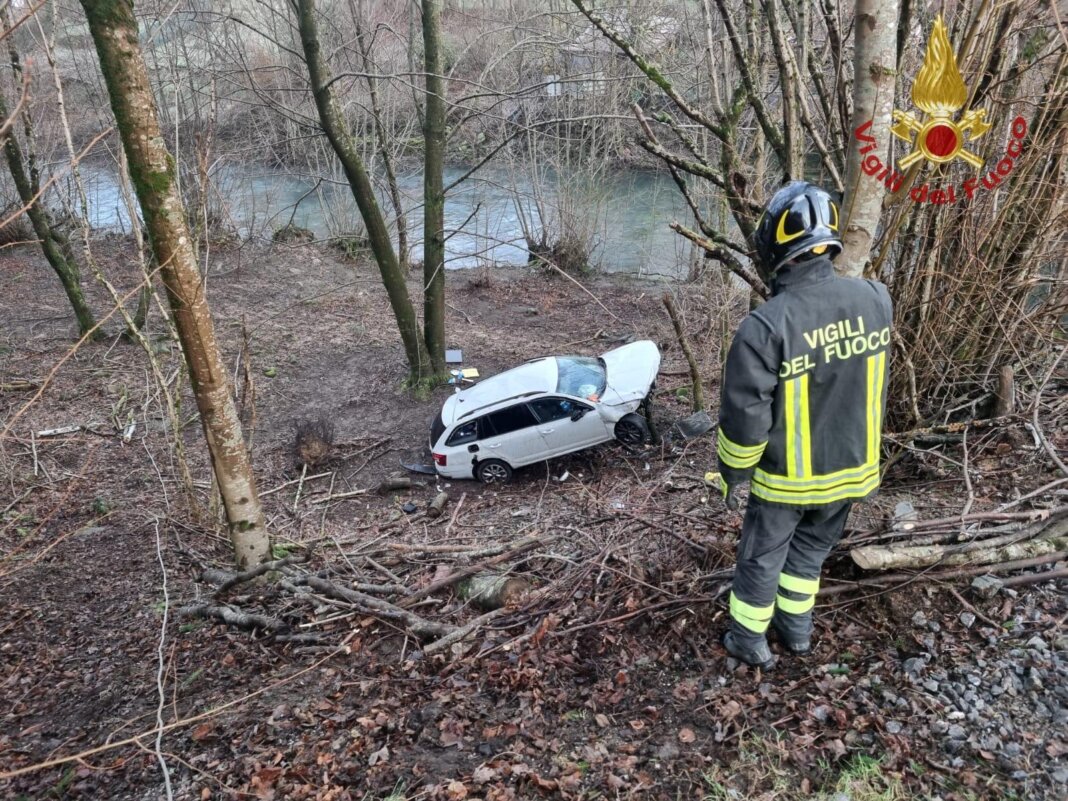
615 413 651 448
475 459 513 484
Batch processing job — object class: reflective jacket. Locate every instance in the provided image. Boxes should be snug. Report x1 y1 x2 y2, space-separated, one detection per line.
717 257 893 508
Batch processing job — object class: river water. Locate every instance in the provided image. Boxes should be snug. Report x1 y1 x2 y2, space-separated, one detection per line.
69 162 699 277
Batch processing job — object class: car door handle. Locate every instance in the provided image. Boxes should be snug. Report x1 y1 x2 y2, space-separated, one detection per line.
487 442 502 448
539 428 554 434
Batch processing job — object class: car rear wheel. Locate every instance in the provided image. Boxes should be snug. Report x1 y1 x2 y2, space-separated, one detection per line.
475 459 513 484
615 413 651 448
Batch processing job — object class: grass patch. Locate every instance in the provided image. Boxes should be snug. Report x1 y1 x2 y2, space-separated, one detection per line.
702 737 905 801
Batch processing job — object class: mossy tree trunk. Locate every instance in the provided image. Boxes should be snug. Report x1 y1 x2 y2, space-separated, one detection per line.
839 0 900 276
421 0 447 376
79 0 270 569
0 10 96 337
295 0 431 381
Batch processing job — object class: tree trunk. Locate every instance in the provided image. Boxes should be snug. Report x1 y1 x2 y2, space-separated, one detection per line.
0 11 96 337
79 0 270 569
422 0 447 375
839 0 900 277
295 0 431 380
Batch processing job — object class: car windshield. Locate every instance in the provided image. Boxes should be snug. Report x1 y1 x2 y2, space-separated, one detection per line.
555 356 607 399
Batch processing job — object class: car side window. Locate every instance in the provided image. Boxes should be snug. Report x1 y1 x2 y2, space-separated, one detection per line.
485 404 537 436
529 397 591 423
446 420 479 447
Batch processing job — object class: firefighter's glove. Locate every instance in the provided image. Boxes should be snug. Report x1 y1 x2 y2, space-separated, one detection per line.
706 472 742 511
722 481 742 512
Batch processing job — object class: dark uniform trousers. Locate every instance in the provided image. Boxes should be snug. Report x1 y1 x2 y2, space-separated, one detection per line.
730 498 851 644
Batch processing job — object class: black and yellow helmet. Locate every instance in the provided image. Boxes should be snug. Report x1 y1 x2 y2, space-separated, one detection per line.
753 182 842 278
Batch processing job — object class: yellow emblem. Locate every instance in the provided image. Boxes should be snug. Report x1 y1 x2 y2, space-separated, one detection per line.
891 15 991 169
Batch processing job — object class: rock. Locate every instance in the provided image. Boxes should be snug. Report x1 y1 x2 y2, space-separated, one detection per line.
1025 668 1043 692
903 657 927 677
923 680 940 693
959 611 976 628
971 575 1003 599
1026 635 1048 651
912 611 927 627
1002 742 1022 758
948 724 967 740
1052 768 1068 784
931 720 949 735
885 721 903 734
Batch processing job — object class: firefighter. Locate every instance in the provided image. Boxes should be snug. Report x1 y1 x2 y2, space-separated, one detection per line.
716 181 893 669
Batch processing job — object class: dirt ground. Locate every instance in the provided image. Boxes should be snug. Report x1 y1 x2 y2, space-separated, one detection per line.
0 239 1065 801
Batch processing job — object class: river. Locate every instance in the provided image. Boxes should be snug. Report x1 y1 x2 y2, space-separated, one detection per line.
68 162 702 278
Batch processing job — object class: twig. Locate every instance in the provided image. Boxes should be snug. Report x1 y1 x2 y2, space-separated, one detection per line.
421 608 510 656
444 491 466 537
295 576 453 639
309 487 369 504
293 464 308 511
259 470 332 497
151 518 174 800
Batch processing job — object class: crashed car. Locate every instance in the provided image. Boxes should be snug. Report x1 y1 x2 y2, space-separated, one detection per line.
429 341 661 483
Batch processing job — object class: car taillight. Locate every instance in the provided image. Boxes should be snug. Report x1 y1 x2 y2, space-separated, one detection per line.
432 452 447 467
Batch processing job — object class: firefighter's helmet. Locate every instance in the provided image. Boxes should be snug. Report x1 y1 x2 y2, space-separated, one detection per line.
753 182 842 278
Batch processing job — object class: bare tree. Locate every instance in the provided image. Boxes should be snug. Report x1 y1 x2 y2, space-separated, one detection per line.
295 0 432 382
422 0 447 375
0 7 96 338
839 0 901 276
79 0 270 569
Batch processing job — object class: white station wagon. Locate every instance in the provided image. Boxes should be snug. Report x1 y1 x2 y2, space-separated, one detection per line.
429 341 661 483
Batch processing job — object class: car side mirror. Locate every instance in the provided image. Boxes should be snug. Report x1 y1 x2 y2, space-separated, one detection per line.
570 408 587 421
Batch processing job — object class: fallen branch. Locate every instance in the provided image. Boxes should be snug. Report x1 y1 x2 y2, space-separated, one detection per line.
821 550 1067 596
179 603 288 633
851 515 1068 570
207 557 303 595
421 608 510 656
0 380 37 392
294 575 453 639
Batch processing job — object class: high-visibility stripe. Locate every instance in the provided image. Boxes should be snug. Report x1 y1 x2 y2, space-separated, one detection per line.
718 443 762 469
866 351 886 465
754 461 879 490
799 374 812 477
752 473 880 505
784 375 811 478
729 591 774 634
785 378 798 477
717 429 766 458
779 573 819 595
776 593 815 615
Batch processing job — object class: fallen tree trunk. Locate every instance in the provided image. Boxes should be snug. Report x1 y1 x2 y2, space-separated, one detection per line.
458 573 530 610
851 516 1068 570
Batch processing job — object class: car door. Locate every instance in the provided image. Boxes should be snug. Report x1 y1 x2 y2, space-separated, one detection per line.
528 396 612 457
481 403 544 467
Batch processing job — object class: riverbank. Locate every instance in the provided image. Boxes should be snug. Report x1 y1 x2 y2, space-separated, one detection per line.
1 240 1065 800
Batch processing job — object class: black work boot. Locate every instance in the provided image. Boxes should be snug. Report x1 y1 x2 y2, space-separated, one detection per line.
771 612 812 655
722 629 775 670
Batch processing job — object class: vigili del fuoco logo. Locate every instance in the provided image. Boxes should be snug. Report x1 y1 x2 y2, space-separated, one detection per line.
852 14 1027 205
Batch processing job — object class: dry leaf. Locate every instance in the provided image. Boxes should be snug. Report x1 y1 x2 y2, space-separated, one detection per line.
595 713 610 728
191 723 214 741
678 727 696 743
628 719 645 731
447 780 468 799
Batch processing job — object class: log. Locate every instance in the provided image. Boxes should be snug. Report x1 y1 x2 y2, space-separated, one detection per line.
400 535 548 608
457 573 530 610
378 476 412 494
851 516 1068 570
426 491 450 519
